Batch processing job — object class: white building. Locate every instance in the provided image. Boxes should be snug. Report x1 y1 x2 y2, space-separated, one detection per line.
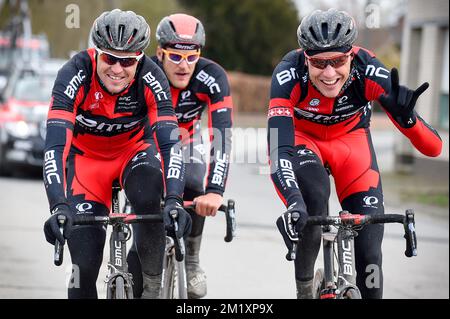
397 0 449 180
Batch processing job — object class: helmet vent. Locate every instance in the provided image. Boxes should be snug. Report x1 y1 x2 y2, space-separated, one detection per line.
127 29 137 43
321 23 328 40
169 21 177 32
309 27 318 41
333 24 342 40
118 24 125 42
106 25 113 42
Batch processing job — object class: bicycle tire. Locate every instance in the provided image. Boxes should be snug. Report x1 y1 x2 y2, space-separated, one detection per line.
176 259 188 299
341 287 362 299
162 255 176 298
114 276 126 299
313 268 325 299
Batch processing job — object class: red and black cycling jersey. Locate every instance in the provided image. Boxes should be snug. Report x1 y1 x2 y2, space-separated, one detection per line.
268 46 442 208
44 48 185 210
151 56 233 196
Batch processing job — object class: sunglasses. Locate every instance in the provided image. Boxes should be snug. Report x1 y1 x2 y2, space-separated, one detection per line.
162 49 201 65
96 47 144 68
304 52 353 70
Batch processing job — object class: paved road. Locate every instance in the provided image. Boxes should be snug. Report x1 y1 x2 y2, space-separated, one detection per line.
0 129 448 299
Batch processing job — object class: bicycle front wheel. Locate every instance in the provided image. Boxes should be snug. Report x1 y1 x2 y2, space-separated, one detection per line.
161 254 176 298
313 268 325 299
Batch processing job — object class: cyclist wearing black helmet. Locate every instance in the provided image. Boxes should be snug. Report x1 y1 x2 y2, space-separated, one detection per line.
43 9 191 299
127 13 233 299
269 9 442 298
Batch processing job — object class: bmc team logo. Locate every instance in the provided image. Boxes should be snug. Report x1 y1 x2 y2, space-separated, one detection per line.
142 71 168 101
196 70 221 94
309 99 320 107
276 67 298 86
64 70 85 99
365 65 389 79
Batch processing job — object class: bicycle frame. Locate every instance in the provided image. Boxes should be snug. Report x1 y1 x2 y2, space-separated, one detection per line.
320 224 360 298
105 183 134 299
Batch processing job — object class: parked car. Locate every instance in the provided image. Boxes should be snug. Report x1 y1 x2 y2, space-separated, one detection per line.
0 59 65 175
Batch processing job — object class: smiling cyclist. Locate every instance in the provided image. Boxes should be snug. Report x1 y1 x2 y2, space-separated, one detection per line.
268 8 442 299
43 9 191 299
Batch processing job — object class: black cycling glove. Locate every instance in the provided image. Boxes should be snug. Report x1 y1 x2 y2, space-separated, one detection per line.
378 68 429 128
44 203 74 245
164 196 192 239
276 202 308 260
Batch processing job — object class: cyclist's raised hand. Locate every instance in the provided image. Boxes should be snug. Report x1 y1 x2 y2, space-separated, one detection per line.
378 67 429 127
44 203 74 245
276 203 308 260
164 196 192 238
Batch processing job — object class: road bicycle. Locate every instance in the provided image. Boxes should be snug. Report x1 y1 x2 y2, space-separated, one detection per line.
287 209 417 299
53 181 163 299
158 199 236 299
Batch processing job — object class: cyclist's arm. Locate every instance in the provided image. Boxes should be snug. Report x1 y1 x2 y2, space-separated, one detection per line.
267 60 307 212
144 61 186 199
43 57 86 211
363 51 442 157
202 64 233 197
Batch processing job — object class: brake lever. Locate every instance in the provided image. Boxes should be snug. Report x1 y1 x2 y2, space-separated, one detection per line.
169 209 185 262
403 209 417 257
54 214 66 266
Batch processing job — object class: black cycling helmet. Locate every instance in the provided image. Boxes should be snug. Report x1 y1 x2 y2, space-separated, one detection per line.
91 9 150 52
297 9 357 52
156 13 205 49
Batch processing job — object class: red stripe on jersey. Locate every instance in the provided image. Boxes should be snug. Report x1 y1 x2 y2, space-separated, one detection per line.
269 98 292 108
144 86 157 125
171 87 180 109
269 83 301 109
47 109 76 123
209 96 233 112
365 78 386 101
353 46 376 57
158 115 177 122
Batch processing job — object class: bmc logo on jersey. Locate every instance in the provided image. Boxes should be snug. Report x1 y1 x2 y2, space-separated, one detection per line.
142 71 168 101
276 68 298 86
64 70 86 99
196 70 221 94
365 65 389 79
